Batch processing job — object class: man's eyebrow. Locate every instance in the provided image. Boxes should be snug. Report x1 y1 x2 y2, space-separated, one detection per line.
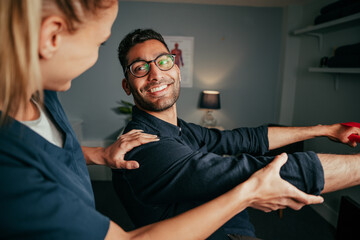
129 52 171 64
127 57 144 67
157 51 171 57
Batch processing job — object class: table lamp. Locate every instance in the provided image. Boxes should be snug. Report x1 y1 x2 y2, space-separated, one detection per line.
199 90 221 127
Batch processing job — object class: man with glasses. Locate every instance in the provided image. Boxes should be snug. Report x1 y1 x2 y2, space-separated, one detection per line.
113 28 360 240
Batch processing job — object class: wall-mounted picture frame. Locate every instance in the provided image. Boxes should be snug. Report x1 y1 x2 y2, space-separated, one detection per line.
164 36 194 88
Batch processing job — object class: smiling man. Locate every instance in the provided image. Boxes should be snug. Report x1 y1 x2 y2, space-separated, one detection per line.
113 29 360 240
120 38 180 125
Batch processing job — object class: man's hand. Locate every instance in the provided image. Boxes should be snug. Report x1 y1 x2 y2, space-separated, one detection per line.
82 129 159 169
268 123 360 150
246 153 324 212
327 123 360 147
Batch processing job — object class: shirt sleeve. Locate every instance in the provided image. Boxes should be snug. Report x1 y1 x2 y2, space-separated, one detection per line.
123 137 324 205
0 159 110 240
186 124 270 156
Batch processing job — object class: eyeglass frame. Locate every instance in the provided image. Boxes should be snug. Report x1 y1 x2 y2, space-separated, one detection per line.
126 54 177 78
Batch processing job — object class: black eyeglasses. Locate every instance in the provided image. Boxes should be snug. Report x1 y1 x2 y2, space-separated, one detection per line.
126 54 176 78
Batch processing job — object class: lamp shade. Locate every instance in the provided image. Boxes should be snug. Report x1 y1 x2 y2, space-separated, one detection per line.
200 90 221 109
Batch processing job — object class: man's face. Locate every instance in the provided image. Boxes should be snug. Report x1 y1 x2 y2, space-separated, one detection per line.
123 39 181 112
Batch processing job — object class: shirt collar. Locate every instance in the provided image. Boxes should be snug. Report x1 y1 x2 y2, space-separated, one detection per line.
132 106 182 137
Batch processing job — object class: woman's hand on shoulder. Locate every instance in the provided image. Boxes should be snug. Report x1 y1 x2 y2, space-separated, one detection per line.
82 129 158 169
103 129 159 169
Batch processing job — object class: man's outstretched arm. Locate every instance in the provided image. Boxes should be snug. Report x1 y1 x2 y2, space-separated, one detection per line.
318 153 360 193
268 123 360 150
106 154 323 240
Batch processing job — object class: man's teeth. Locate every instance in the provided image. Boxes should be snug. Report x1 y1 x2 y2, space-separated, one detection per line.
150 85 167 93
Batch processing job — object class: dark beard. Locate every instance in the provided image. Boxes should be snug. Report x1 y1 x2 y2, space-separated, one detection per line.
129 82 180 112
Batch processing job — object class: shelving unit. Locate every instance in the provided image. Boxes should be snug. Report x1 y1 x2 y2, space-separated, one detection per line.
293 12 360 50
293 12 360 82
293 12 360 35
309 67 360 74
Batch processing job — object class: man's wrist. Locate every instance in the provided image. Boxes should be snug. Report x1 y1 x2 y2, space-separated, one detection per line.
320 124 339 139
312 124 330 138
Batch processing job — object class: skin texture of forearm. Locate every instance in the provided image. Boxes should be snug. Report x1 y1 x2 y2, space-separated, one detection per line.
319 153 360 193
105 154 323 240
106 183 249 240
268 125 327 150
81 146 104 165
130 185 247 240
268 123 359 150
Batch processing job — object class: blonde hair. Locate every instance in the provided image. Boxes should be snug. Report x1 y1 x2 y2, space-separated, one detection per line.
0 0 42 124
43 0 116 32
0 0 116 124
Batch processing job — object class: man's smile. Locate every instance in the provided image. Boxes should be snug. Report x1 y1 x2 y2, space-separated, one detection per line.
149 84 168 93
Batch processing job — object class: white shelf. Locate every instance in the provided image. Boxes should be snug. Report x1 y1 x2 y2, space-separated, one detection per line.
293 12 360 35
309 67 360 74
292 8 360 91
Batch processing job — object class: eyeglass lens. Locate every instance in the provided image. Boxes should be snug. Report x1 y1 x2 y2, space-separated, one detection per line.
130 54 175 77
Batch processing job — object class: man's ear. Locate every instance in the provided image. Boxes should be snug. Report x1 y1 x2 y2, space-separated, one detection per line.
39 16 66 59
122 78 131 95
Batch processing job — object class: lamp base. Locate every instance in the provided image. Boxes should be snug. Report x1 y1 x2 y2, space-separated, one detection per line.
201 110 217 127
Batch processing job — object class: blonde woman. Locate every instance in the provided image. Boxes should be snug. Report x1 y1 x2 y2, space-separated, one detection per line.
0 0 323 239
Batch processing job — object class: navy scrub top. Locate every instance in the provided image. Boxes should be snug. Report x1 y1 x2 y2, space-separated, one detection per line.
0 91 109 239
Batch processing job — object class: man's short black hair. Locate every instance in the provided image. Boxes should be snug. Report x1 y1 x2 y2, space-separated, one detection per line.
118 29 170 78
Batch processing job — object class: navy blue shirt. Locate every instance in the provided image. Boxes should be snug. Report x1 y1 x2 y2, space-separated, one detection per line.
0 91 109 239
113 107 324 239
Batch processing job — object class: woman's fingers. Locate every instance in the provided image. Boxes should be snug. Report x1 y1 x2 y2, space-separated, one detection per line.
248 153 323 213
285 182 324 206
105 129 159 169
266 152 288 171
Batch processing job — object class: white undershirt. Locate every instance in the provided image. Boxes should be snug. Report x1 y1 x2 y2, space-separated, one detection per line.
21 101 64 148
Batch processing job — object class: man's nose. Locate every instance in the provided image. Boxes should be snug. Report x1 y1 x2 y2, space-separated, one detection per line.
147 62 162 81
